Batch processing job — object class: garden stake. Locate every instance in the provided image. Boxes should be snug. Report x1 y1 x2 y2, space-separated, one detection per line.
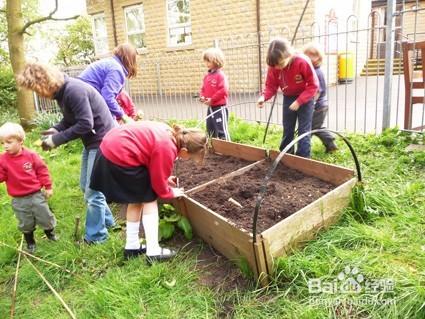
252 129 362 278
0 241 73 274
228 197 243 208
74 216 80 243
24 255 77 319
10 236 23 319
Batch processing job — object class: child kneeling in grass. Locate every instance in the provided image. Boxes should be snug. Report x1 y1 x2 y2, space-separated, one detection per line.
0 122 57 253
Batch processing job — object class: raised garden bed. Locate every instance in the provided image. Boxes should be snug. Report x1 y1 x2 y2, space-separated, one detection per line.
172 139 357 285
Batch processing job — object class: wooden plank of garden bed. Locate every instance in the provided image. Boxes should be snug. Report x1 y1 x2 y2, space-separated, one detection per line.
269 150 355 185
211 139 267 161
180 196 263 278
261 177 357 260
186 159 265 195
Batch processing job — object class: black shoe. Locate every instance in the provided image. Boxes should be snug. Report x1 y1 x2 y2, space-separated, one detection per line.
124 245 147 260
23 232 36 254
44 229 58 241
146 248 177 264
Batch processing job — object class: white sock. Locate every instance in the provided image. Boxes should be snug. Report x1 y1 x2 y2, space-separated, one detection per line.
125 221 140 250
142 209 161 256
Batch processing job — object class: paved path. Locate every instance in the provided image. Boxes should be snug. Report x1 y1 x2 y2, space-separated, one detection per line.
134 75 424 134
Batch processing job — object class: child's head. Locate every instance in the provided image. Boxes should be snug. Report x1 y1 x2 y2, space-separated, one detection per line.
113 43 138 78
16 62 64 99
303 43 323 67
0 122 25 155
172 125 207 164
266 38 294 69
202 48 225 69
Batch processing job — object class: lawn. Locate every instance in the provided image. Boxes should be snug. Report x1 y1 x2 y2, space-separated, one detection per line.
1 111 424 319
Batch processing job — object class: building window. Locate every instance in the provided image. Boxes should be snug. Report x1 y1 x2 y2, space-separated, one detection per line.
166 0 192 47
91 13 108 55
124 4 146 49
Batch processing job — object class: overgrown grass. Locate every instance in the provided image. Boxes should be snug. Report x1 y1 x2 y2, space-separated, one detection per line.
1 111 424 318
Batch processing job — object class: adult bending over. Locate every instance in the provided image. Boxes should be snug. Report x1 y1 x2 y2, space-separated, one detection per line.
79 43 138 124
17 62 116 244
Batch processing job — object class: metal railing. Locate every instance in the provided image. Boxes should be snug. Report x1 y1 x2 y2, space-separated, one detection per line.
35 2 425 133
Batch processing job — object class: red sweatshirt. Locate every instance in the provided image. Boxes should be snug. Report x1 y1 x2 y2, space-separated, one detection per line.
0 148 52 197
262 54 319 106
100 121 178 199
116 89 136 118
200 69 229 107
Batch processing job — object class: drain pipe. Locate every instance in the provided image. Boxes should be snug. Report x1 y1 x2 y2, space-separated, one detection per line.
256 0 263 92
110 0 118 47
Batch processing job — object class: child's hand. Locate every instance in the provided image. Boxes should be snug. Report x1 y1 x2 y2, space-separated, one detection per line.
257 96 265 108
135 110 144 121
203 98 212 106
44 188 53 198
289 100 300 111
168 176 179 187
199 96 206 103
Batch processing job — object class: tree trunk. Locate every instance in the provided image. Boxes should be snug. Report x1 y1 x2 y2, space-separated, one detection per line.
6 0 36 129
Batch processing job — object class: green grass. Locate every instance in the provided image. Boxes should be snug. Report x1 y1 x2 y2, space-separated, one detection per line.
1 111 424 318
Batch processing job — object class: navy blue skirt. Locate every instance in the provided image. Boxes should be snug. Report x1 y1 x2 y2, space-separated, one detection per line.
90 152 157 204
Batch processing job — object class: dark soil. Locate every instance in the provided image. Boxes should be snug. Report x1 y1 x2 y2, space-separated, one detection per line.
190 160 336 233
175 153 254 190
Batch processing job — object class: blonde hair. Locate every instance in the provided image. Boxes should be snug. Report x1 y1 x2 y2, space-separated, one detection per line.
0 122 26 142
113 43 138 78
172 125 207 161
203 47 225 68
16 63 64 98
266 38 294 67
303 43 324 67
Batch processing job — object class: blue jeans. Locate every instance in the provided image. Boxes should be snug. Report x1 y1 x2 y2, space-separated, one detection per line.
80 148 115 242
279 96 314 158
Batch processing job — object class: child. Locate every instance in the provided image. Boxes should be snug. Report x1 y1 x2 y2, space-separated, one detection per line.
303 43 338 153
199 47 230 141
90 121 207 261
257 38 319 158
116 89 144 123
0 122 57 253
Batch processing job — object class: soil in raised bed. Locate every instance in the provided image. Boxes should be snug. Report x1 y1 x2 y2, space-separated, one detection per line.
190 160 336 233
175 152 254 190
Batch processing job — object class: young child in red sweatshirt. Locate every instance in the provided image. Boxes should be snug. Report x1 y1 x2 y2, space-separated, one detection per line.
0 122 57 253
257 38 318 157
200 47 230 141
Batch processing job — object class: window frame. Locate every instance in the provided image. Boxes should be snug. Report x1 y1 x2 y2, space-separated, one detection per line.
124 3 146 50
166 0 192 48
91 12 109 56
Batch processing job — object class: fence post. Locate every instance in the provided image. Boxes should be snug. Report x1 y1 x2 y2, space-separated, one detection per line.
382 0 396 130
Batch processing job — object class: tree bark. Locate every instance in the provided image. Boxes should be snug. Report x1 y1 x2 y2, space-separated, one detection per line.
6 0 35 129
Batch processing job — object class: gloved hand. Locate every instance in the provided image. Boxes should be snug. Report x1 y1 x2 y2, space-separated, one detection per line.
41 127 59 136
41 135 56 151
172 187 185 198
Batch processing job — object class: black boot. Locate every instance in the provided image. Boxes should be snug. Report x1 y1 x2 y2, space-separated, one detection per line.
23 232 36 253
44 229 58 241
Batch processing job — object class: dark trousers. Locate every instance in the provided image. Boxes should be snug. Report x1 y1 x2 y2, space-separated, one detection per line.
206 106 230 141
312 107 336 149
279 96 314 158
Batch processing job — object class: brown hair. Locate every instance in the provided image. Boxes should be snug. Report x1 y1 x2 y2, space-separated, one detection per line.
172 124 207 162
0 122 26 142
203 47 225 68
113 43 138 78
266 38 294 67
303 43 323 67
16 63 64 98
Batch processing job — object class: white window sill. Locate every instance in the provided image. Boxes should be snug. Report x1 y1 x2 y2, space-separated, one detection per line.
136 48 148 55
165 45 194 52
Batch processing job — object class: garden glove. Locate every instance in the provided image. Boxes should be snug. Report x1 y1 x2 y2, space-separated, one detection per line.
41 135 55 151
